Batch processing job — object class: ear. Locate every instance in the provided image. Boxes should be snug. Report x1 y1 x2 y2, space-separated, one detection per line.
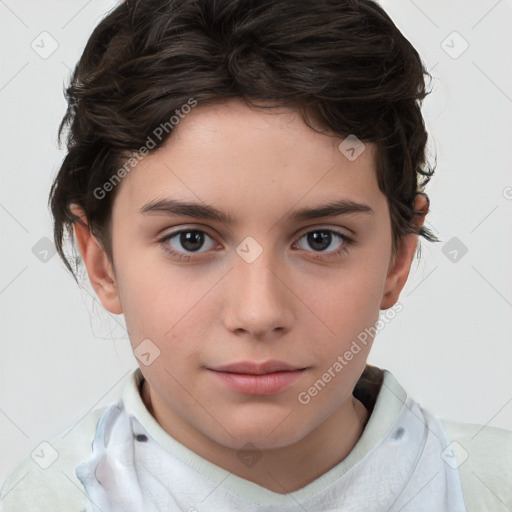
380 193 429 310
71 205 123 315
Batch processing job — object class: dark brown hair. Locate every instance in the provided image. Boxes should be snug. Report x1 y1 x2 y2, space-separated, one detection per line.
49 0 440 281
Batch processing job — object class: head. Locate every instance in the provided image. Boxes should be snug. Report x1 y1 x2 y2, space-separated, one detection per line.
49 0 439 450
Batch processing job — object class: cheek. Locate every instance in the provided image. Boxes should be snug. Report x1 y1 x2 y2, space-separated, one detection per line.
305 259 386 334
114 259 169 353
115 260 212 361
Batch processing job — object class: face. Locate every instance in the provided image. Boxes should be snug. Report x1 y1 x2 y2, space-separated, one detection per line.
89 98 412 451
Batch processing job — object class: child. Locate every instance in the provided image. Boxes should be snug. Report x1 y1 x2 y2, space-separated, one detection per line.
1 0 510 510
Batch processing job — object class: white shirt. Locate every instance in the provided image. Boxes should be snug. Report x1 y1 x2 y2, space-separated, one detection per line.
1 365 511 511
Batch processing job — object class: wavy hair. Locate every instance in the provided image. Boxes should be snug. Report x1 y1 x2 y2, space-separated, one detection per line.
49 0 439 280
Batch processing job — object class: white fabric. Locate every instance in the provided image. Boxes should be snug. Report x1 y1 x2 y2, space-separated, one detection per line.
75 392 468 511
4 365 511 511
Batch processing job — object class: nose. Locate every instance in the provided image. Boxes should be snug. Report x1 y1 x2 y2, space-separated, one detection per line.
222 246 294 340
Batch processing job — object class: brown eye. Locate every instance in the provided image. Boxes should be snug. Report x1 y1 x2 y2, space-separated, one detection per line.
296 229 350 253
176 231 205 252
159 229 217 259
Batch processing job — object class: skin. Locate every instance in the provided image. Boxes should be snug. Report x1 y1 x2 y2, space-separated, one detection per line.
72 98 427 493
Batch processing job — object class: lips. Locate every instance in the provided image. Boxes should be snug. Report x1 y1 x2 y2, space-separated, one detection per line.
207 360 307 395
208 360 304 375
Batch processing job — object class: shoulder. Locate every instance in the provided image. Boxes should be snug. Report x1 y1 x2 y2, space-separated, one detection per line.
440 418 512 511
0 405 109 512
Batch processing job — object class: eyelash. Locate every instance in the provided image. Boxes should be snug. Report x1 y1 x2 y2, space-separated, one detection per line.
157 227 355 262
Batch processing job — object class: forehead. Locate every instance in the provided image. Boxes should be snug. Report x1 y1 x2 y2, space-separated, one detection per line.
112 99 386 222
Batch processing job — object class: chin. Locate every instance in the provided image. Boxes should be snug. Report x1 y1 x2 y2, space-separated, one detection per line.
203 414 312 452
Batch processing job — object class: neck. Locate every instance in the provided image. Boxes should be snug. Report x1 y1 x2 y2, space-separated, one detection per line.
140 378 369 493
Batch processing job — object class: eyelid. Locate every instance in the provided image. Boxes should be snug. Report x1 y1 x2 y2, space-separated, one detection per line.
295 223 353 238
159 224 217 241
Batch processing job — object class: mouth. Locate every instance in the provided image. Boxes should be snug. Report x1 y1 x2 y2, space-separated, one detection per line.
207 360 307 395
208 359 305 375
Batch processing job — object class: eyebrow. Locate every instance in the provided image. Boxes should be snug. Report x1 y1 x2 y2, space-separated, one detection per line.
140 198 374 224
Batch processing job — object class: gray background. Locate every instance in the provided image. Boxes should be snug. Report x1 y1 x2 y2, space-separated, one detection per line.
1 0 511 484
